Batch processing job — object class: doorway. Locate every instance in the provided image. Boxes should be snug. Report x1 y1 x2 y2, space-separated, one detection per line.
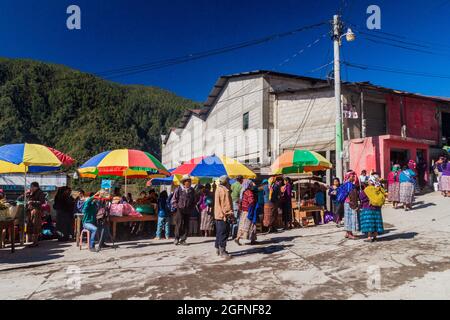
390 149 409 168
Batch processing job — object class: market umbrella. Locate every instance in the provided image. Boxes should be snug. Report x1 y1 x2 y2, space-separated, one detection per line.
77 149 170 193
271 150 332 175
171 155 256 179
0 143 75 231
271 150 332 205
147 169 200 186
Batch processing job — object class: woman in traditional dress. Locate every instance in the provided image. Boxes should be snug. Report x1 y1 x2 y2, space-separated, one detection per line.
235 180 257 246
263 177 281 233
328 178 344 227
387 164 401 209
399 164 416 211
360 175 385 242
342 171 360 240
440 158 450 197
281 177 293 230
199 183 214 237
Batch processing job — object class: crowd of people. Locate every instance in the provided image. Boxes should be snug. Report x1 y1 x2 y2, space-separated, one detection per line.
1 154 448 255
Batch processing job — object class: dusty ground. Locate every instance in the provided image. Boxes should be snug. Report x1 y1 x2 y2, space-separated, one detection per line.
1 192 449 300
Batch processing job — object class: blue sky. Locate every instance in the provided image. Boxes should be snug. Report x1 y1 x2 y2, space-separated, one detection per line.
1 0 449 102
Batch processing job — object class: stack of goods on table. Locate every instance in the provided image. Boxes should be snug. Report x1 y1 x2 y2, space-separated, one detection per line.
110 197 142 217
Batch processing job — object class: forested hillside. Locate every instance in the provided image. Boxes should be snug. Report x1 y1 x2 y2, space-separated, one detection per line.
0 57 198 164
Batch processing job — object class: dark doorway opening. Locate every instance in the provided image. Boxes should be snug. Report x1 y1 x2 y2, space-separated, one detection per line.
390 149 409 168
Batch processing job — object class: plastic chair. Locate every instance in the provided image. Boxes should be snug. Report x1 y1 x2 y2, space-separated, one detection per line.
79 229 90 250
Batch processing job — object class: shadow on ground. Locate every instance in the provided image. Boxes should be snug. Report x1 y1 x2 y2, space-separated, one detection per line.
378 232 419 242
0 240 70 267
231 244 294 257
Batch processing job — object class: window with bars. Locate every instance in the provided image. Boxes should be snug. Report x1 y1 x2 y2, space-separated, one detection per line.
243 112 249 130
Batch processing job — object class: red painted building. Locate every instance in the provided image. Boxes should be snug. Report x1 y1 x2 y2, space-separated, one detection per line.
344 83 449 184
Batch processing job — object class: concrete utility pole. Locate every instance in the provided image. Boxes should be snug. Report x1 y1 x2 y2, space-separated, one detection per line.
333 14 344 181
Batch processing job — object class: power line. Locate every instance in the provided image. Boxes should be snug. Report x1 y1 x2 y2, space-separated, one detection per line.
22 21 327 86
97 22 328 79
361 36 441 55
347 22 450 51
343 61 450 80
206 32 329 109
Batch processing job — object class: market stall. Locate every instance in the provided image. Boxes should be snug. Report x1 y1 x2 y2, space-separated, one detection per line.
0 143 74 249
77 149 170 241
271 150 332 227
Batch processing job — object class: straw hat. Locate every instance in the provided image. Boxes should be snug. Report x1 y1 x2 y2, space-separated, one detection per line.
219 175 229 184
180 174 192 183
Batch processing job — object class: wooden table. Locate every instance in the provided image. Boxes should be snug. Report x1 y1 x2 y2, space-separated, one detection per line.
109 215 158 240
0 220 15 253
293 205 325 226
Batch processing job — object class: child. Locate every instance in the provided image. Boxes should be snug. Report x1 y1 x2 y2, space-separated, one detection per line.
156 191 170 240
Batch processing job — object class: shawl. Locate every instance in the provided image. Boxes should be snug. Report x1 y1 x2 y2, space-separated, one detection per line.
364 186 386 207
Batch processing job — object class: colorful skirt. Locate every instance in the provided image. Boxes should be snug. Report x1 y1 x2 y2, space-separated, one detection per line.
360 208 384 234
399 182 415 204
200 208 214 231
27 209 42 235
388 182 400 202
439 175 450 191
343 202 359 232
263 203 275 227
237 211 257 241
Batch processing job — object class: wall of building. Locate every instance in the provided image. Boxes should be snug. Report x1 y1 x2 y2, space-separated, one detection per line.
385 94 439 143
276 90 336 154
204 76 264 164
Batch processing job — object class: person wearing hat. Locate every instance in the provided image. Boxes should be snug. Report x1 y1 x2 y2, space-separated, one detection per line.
171 174 196 245
214 175 234 259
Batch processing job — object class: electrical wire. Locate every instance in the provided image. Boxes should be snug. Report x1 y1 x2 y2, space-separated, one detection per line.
343 61 450 80
97 22 328 79
347 22 450 51
28 21 327 86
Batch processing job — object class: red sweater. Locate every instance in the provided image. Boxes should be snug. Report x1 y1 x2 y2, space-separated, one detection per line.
240 189 256 212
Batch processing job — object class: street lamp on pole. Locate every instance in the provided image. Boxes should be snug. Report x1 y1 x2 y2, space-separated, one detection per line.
332 15 355 181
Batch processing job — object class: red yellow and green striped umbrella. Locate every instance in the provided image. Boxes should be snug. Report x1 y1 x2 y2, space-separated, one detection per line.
78 149 170 179
271 150 332 175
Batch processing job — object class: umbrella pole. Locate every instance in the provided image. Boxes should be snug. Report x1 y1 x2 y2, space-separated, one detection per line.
125 174 127 195
23 167 27 244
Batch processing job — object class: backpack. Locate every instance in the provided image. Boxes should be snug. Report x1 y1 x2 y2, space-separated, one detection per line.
96 202 110 220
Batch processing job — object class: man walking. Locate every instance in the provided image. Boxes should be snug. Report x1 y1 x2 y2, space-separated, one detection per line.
214 175 234 259
230 175 243 239
171 175 196 245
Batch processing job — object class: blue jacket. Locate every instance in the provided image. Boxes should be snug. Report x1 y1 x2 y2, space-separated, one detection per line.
158 197 169 218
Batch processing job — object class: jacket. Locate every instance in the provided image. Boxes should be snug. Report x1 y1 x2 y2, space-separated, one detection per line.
171 186 196 212
214 184 233 221
82 196 97 225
